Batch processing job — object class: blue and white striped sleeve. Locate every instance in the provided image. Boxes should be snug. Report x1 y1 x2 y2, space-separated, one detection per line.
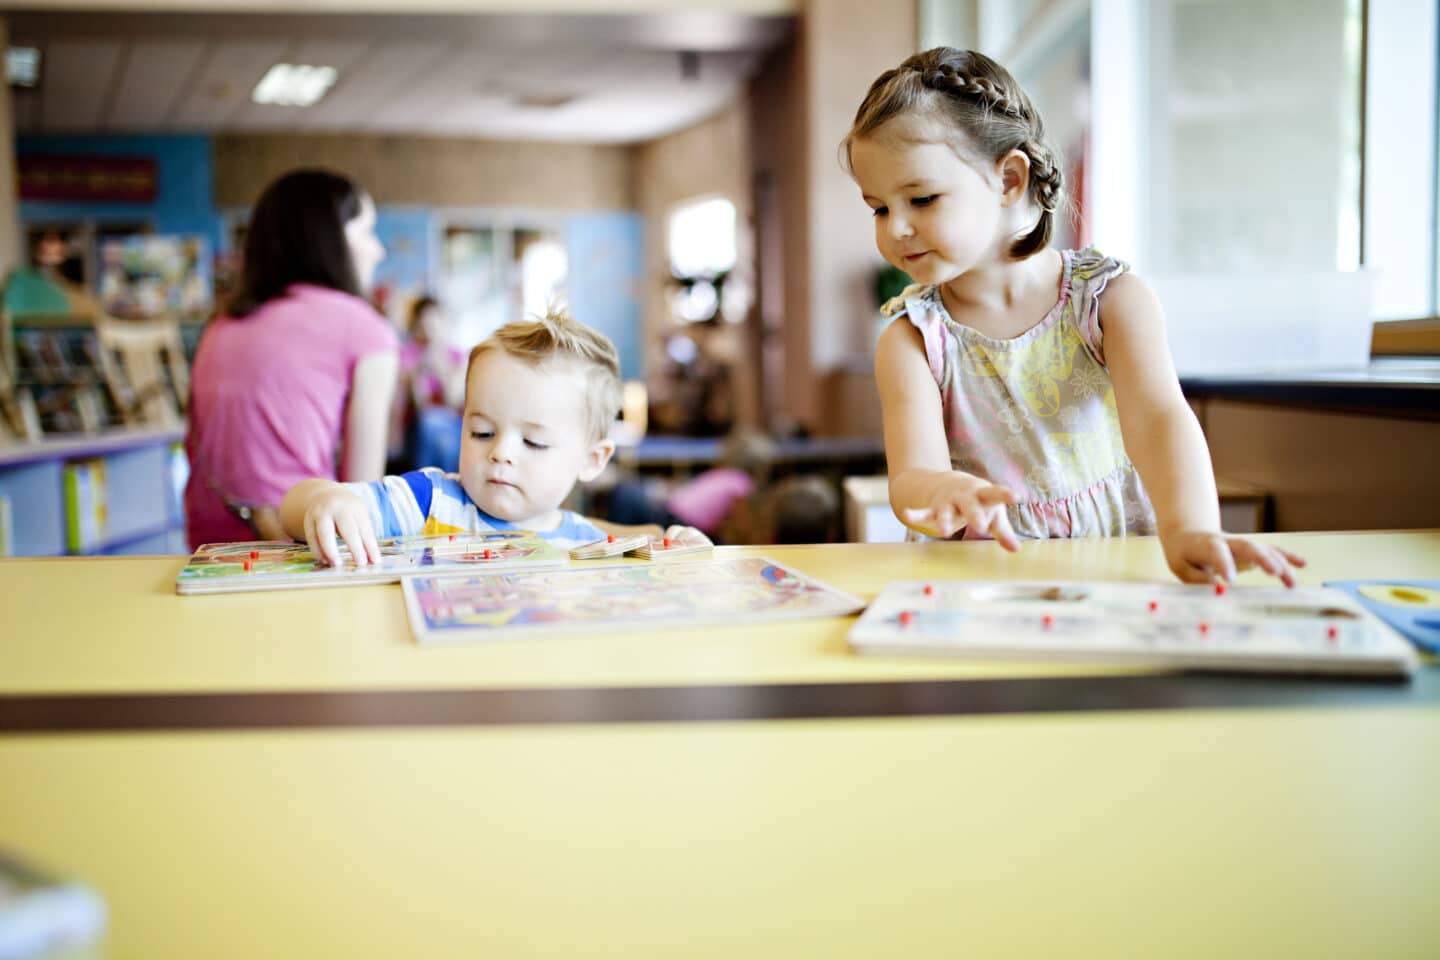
343 469 438 538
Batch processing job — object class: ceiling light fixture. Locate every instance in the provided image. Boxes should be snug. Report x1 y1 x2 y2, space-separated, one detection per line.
251 63 337 107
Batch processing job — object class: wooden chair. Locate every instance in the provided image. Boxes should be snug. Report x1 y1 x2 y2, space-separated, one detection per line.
94 315 190 428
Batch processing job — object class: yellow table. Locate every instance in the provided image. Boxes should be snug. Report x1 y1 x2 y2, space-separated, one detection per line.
3 533 1438 958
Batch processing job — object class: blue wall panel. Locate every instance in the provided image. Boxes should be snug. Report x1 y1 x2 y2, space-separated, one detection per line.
0 460 66 557
566 212 645 380
17 134 223 255
373 206 438 313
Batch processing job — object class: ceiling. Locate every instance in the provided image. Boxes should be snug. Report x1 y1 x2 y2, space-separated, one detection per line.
6 10 793 143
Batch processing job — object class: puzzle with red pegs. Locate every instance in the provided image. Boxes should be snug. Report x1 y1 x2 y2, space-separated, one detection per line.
174 532 568 595
848 580 1418 677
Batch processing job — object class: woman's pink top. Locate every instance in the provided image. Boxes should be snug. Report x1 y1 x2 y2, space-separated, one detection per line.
184 284 398 547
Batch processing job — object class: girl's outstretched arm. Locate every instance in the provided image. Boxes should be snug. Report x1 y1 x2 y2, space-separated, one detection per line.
1101 274 1305 585
875 319 1020 549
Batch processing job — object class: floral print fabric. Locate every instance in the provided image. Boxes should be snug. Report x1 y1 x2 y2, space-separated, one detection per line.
883 247 1157 540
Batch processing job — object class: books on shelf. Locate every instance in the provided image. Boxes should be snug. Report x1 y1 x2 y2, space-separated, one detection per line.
62 459 107 553
9 327 120 435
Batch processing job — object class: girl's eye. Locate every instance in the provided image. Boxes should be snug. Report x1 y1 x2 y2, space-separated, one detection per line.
470 430 493 440
524 439 549 450
912 195 937 207
871 206 888 218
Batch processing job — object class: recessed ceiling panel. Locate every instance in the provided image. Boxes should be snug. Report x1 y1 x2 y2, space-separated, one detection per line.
39 39 123 132
8 11 791 143
107 39 207 130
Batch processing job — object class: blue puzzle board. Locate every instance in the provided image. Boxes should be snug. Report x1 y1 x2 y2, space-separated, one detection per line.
1323 580 1440 654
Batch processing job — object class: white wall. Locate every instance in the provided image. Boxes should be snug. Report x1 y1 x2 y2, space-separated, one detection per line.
1365 0 1438 319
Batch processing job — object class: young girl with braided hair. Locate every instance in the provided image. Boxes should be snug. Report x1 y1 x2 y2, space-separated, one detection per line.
845 47 1303 586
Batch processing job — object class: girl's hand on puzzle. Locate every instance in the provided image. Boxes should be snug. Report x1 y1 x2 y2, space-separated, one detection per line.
902 475 1021 551
663 524 713 547
303 486 383 568
1163 530 1306 588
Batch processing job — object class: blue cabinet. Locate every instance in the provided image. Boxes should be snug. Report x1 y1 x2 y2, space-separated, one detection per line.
0 428 187 557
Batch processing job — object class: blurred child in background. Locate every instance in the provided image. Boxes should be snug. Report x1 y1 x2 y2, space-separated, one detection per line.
390 294 465 473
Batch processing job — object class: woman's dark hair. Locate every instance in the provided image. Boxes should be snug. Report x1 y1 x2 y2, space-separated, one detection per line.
227 168 366 316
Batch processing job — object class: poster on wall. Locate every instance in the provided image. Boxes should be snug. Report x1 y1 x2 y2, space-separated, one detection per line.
18 155 158 203
98 235 212 319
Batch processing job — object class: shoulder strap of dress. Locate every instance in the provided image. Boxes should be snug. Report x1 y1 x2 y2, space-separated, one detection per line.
1066 247 1130 366
880 282 932 320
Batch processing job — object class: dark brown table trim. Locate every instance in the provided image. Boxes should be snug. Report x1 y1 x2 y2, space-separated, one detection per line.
1181 373 1440 422
2 668 1436 733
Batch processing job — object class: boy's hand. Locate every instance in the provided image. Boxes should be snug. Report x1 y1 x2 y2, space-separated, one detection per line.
663 524 713 547
1162 530 1306 588
901 474 1021 551
303 487 382 568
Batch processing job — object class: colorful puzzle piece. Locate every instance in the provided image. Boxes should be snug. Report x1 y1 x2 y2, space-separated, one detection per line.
403 556 862 644
630 536 713 561
568 533 650 560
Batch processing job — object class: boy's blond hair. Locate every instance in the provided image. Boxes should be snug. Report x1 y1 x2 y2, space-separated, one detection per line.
466 309 622 444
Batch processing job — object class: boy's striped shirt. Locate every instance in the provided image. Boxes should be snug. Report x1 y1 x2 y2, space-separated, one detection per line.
346 467 605 550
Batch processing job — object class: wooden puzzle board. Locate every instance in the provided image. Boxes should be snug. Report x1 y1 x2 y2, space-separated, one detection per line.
174 531 567 595
402 556 865 645
849 580 1418 677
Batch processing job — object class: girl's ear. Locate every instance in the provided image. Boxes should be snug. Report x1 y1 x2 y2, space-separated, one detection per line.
996 149 1031 208
578 437 617 482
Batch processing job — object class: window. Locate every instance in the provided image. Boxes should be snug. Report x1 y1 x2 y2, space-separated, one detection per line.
514 228 567 321
666 196 737 324
1365 0 1438 319
928 0 1438 324
438 220 567 347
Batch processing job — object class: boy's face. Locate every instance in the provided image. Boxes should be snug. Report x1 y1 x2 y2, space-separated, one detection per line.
458 348 615 526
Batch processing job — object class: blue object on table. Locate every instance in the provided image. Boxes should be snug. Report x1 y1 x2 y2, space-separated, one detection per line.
1323 580 1440 654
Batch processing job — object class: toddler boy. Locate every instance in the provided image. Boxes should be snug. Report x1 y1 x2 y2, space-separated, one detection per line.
282 310 706 565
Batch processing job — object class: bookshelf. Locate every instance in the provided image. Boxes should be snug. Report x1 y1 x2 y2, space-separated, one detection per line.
0 427 187 557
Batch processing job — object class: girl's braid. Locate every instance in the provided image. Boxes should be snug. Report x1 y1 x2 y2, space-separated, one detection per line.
919 62 1063 213
1022 139 1063 213
921 63 1029 121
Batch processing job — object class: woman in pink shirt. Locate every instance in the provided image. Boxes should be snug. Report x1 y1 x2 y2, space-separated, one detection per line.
185 169 399 548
